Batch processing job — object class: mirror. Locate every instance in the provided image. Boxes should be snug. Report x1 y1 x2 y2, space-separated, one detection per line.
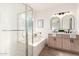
50 14 75 33
37 19 44 28
62 15 75 30
50 17 60 31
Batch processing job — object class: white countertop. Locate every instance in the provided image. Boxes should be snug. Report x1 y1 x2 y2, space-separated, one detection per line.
49 32 76 38
49 32 76 34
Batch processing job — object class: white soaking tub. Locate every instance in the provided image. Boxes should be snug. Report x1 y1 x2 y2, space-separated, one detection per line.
29 36 46 56
16 31 46 56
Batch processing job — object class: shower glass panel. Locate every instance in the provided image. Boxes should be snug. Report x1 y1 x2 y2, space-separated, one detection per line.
26 6 33 56
17 12 26 56
17 5 33 56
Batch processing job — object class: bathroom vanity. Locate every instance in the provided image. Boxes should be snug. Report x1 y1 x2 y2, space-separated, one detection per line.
47 12 79 53
48 33 79 53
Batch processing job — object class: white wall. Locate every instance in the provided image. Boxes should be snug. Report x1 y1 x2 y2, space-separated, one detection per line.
0 3 25 56
76 4 79 35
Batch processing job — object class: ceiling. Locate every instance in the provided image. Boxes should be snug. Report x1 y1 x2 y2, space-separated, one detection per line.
28 3 77 12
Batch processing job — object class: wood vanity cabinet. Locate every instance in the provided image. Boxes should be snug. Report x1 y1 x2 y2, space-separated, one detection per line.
48 34 79 52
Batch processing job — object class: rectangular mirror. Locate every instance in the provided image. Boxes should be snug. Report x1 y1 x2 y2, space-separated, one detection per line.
37 19 44 28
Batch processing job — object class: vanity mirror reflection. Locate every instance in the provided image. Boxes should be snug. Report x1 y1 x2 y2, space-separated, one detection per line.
37 19 44 28
62 14 75 33
50 16 60 32
50 13 75 33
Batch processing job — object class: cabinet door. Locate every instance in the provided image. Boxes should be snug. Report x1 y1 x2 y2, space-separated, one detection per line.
69 39 75 50
56 37 63 48
49 37 56 47
47 37 50 47
73 35 79 51
56 34 63 48
74 39 79 51
63 39 70 50
48 34 55 47
48 34 52 46
62 34 70 50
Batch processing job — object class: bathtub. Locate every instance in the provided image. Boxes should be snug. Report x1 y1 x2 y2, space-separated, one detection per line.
32 37 46 56
17 36 46 56
28 36 46 56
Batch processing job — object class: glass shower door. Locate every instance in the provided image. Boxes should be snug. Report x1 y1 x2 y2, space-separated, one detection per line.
17 12 26 56
25 6 33 56
17 5 33 56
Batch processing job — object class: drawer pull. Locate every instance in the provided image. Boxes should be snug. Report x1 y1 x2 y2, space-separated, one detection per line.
54 38 56 41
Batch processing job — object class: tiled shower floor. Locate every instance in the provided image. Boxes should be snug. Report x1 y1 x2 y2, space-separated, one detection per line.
39 46 79 56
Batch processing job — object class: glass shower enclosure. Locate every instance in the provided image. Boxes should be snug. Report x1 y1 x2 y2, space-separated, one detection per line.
17 4 33 56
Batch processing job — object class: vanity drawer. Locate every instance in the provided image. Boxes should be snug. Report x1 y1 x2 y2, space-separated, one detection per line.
48 34 53 38
63 34 70 39
56 34 63 38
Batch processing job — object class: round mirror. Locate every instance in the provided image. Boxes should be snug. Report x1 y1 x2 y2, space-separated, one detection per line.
50 17 60 31
62 15 75 30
